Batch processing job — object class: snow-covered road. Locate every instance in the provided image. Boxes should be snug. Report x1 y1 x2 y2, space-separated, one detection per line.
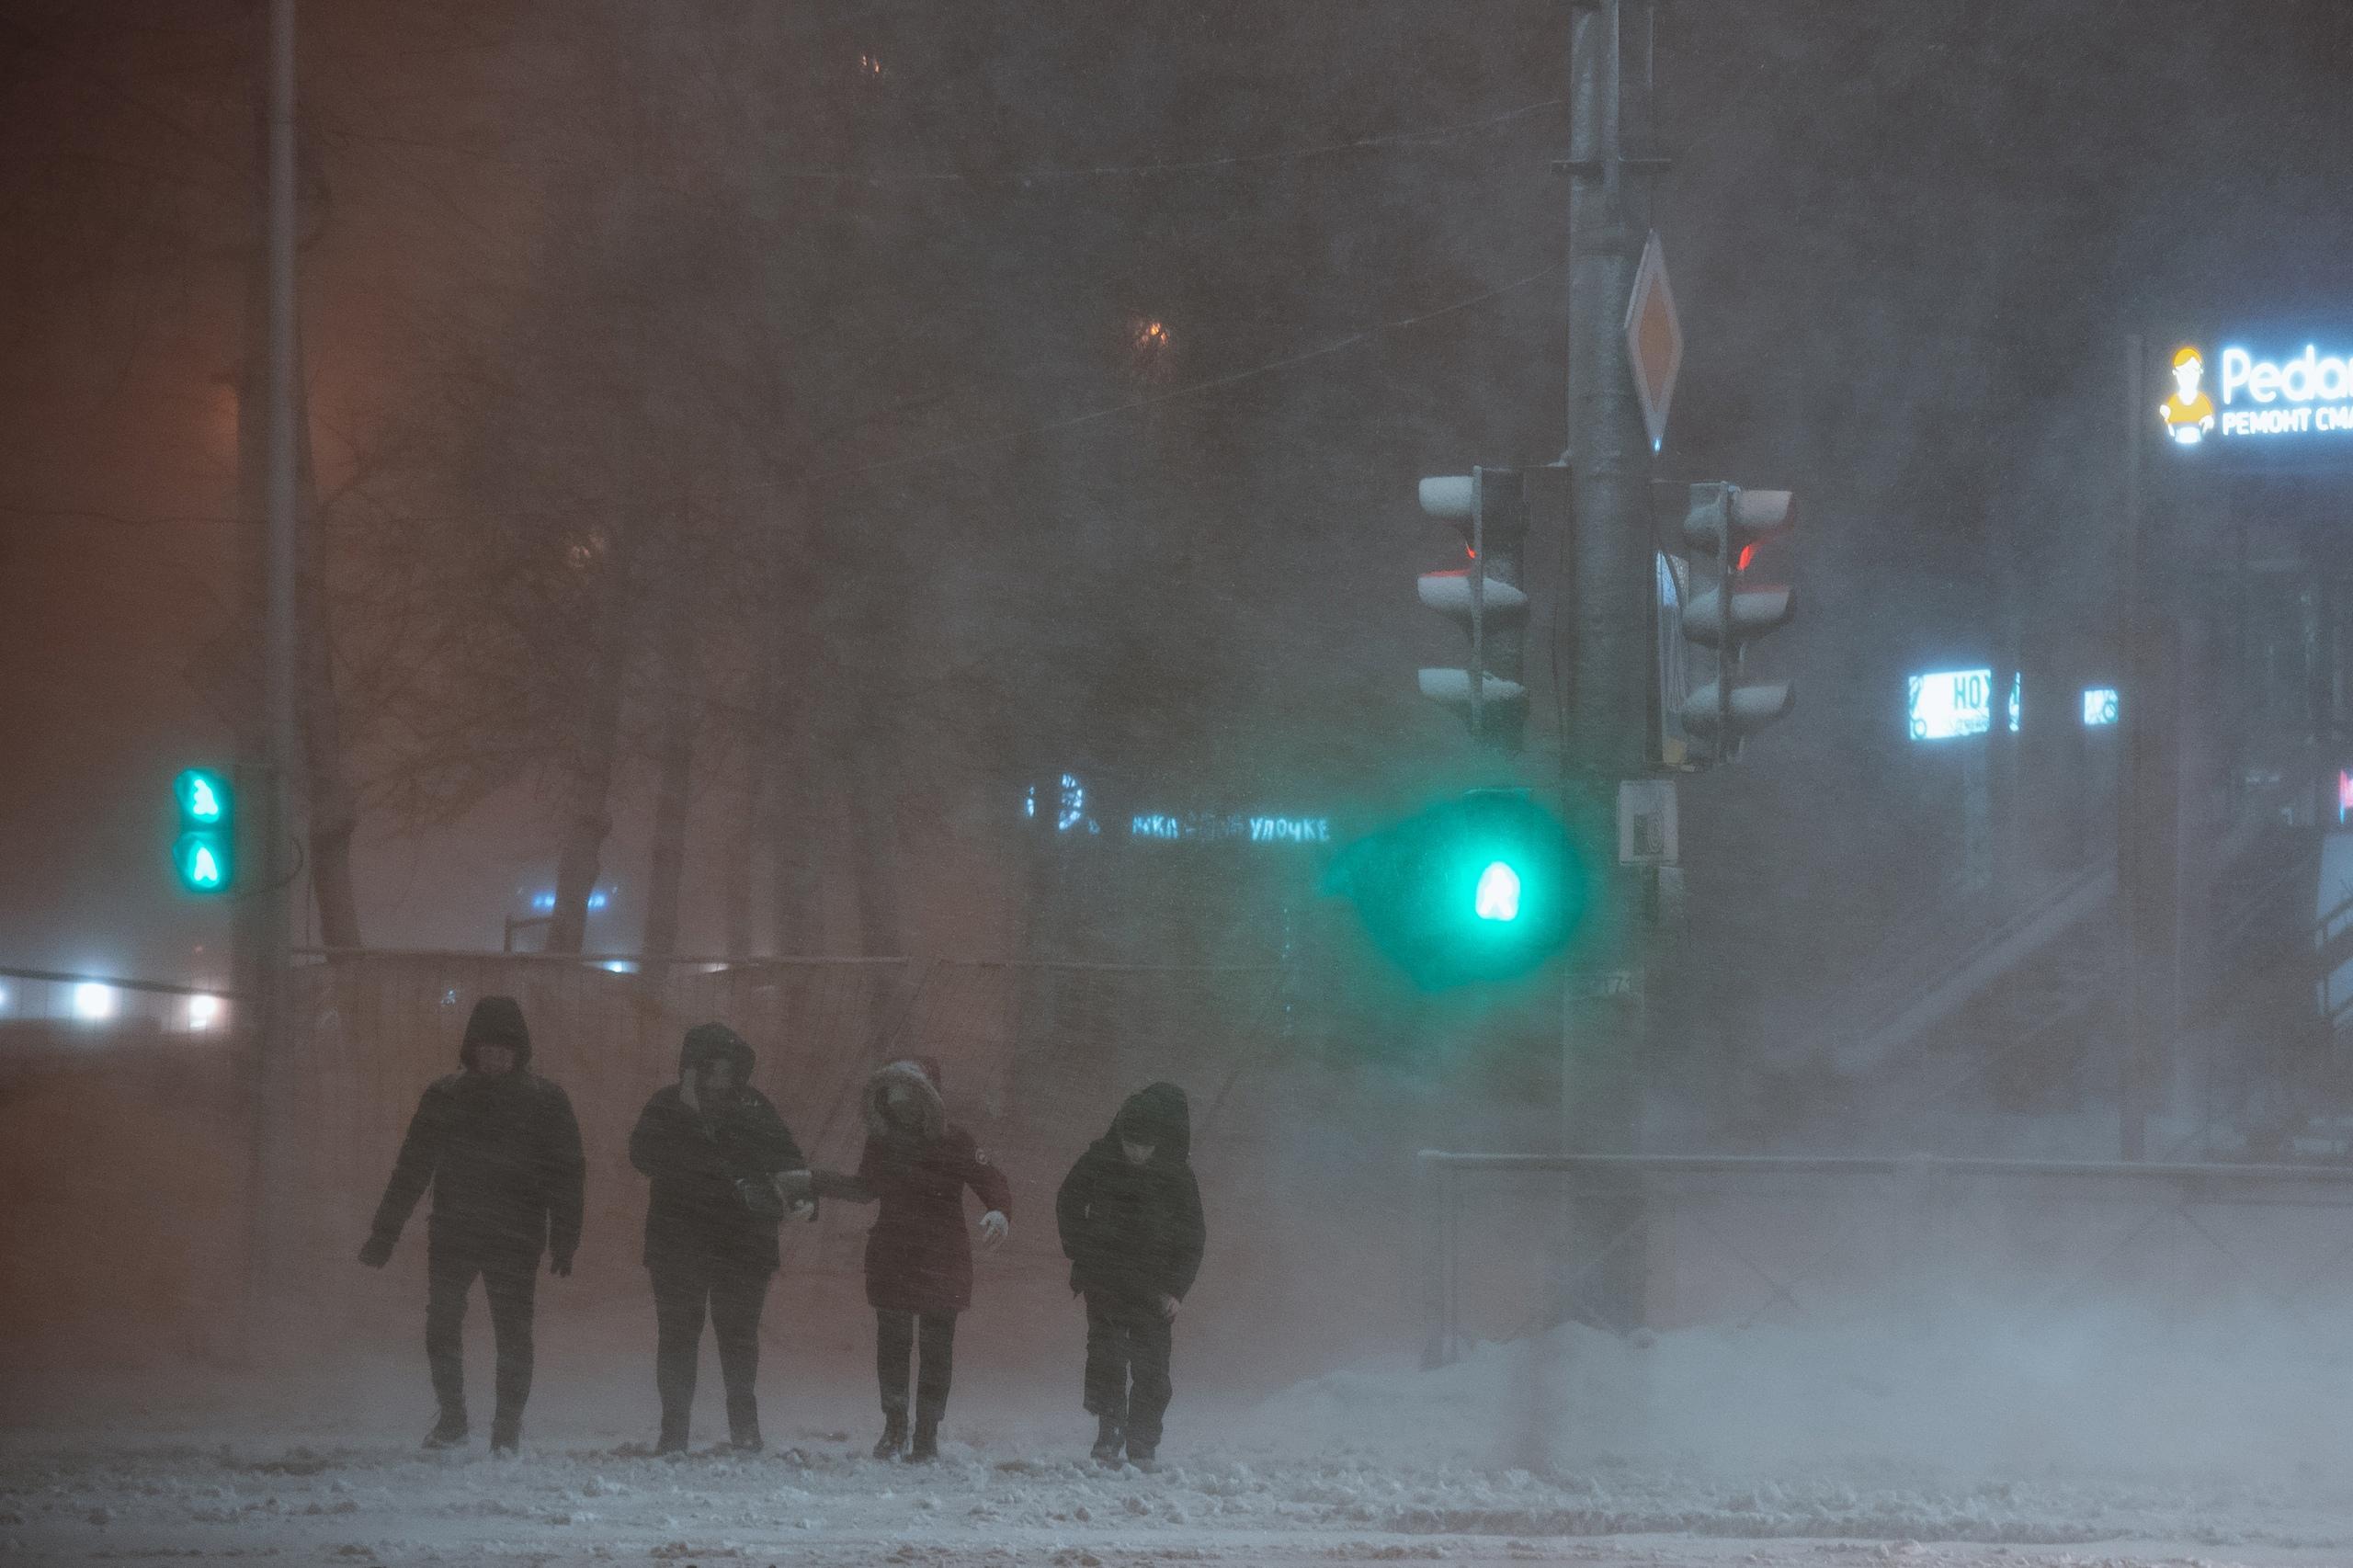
6 1435 2351 1567
11 1305 2353 1566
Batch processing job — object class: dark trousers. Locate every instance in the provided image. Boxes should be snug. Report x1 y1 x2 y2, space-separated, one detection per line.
1083 1292 1174 1450
651 1256 771 1445
425 1240 539 1436
875 1309 957 1422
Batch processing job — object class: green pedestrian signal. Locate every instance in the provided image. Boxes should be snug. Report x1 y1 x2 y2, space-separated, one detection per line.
173 767 235 894
1473 860 1521 922
1324 790 1583 988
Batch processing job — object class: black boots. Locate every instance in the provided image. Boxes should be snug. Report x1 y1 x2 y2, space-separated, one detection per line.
1126 1440 1158 1472
489 1415 521 1456
1091 1412 1124 1466
422 1414 468 1451
874 1407 941 1461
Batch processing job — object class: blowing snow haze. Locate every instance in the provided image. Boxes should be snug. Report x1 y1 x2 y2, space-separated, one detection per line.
10 4 2353 1565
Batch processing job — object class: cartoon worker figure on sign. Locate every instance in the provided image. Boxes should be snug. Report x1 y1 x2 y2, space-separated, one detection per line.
2161 346 2216 445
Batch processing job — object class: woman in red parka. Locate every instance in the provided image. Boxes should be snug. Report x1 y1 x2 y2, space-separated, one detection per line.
813 1058 1011 1461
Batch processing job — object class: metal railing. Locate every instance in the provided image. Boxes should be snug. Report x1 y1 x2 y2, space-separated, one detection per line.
1415 1150 2353 1369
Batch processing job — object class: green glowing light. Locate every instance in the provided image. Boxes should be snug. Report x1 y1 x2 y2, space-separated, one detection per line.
1473 860 1521 922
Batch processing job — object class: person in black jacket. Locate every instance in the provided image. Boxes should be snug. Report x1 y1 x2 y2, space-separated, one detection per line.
629 1022 812 1454
359 995 585 1454
1055 1082 1205 1469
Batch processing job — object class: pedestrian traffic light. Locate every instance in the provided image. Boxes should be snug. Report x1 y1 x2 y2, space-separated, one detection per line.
173 767 234 894
1324 789 1584 989
1677 482 1795 763
1416 467 1529 752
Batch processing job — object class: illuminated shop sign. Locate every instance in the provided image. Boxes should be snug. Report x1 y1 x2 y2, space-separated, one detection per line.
1024 774 1330 847
1907 668 1993 742
1130 812 1331 845
2163 341 2353 446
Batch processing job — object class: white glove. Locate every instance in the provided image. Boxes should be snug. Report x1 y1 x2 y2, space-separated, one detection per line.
978 1210 1009 1249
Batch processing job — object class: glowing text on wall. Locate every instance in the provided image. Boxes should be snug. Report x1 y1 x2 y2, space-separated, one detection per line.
1907 669 1993 742
1129 812 1331 846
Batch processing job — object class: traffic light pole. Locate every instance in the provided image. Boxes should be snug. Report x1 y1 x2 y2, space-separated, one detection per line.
244 0 299 1352
1557 0 1657 1332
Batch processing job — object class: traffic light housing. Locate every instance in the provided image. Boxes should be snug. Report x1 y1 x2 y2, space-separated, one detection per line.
1676 482 1796 763
1416 467 1529 751
173 767 235 894
1324 789 1585 989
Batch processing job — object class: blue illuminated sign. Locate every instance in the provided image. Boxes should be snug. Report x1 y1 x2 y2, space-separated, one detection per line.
1907 669 1993 742
2082 687 2119 727
1024 771 1331 848
1129 812 1331 846
2165 340 2353 448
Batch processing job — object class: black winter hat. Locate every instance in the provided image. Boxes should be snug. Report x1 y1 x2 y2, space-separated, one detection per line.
460 995 532 1070
679 1020 756 1080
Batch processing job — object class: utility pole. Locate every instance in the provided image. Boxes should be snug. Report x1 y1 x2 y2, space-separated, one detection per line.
246 0 299 1343
2118 335 2181 1160
1558 0 1659 1332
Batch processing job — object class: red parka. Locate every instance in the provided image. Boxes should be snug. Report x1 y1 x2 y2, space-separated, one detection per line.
816 1059 1011 1315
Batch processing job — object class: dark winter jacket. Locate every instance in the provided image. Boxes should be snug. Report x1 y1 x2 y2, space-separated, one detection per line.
368 996 586 1261
1055 1082 1206 1304
812 1058 1013 1315
629 1022 808 1275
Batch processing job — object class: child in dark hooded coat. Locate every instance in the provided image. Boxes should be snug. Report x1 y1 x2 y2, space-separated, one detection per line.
1055 1082 1205 1468
629 1021 811 1454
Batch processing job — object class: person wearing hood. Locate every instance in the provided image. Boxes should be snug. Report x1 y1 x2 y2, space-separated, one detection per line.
810 1057 1011 1462
628 1022 812 1454
359 995 585 1454
1054 1082 1205 1469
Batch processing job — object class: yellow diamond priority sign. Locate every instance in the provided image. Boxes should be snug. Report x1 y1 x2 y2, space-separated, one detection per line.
1624 230 1682 453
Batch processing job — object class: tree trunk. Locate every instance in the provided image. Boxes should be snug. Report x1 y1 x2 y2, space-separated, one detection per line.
292 321 362 949
847 743 901 958
761 507 824 954
641 599 697 960
546 523 634 955
721 744 754 958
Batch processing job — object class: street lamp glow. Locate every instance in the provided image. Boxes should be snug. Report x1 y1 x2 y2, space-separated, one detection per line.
188 994 222 1031
1474 861 1522 923
73 982 116 1021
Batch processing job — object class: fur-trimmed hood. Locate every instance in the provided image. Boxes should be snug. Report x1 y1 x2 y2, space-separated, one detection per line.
862 1057 946 1142
678 1020 755 1082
